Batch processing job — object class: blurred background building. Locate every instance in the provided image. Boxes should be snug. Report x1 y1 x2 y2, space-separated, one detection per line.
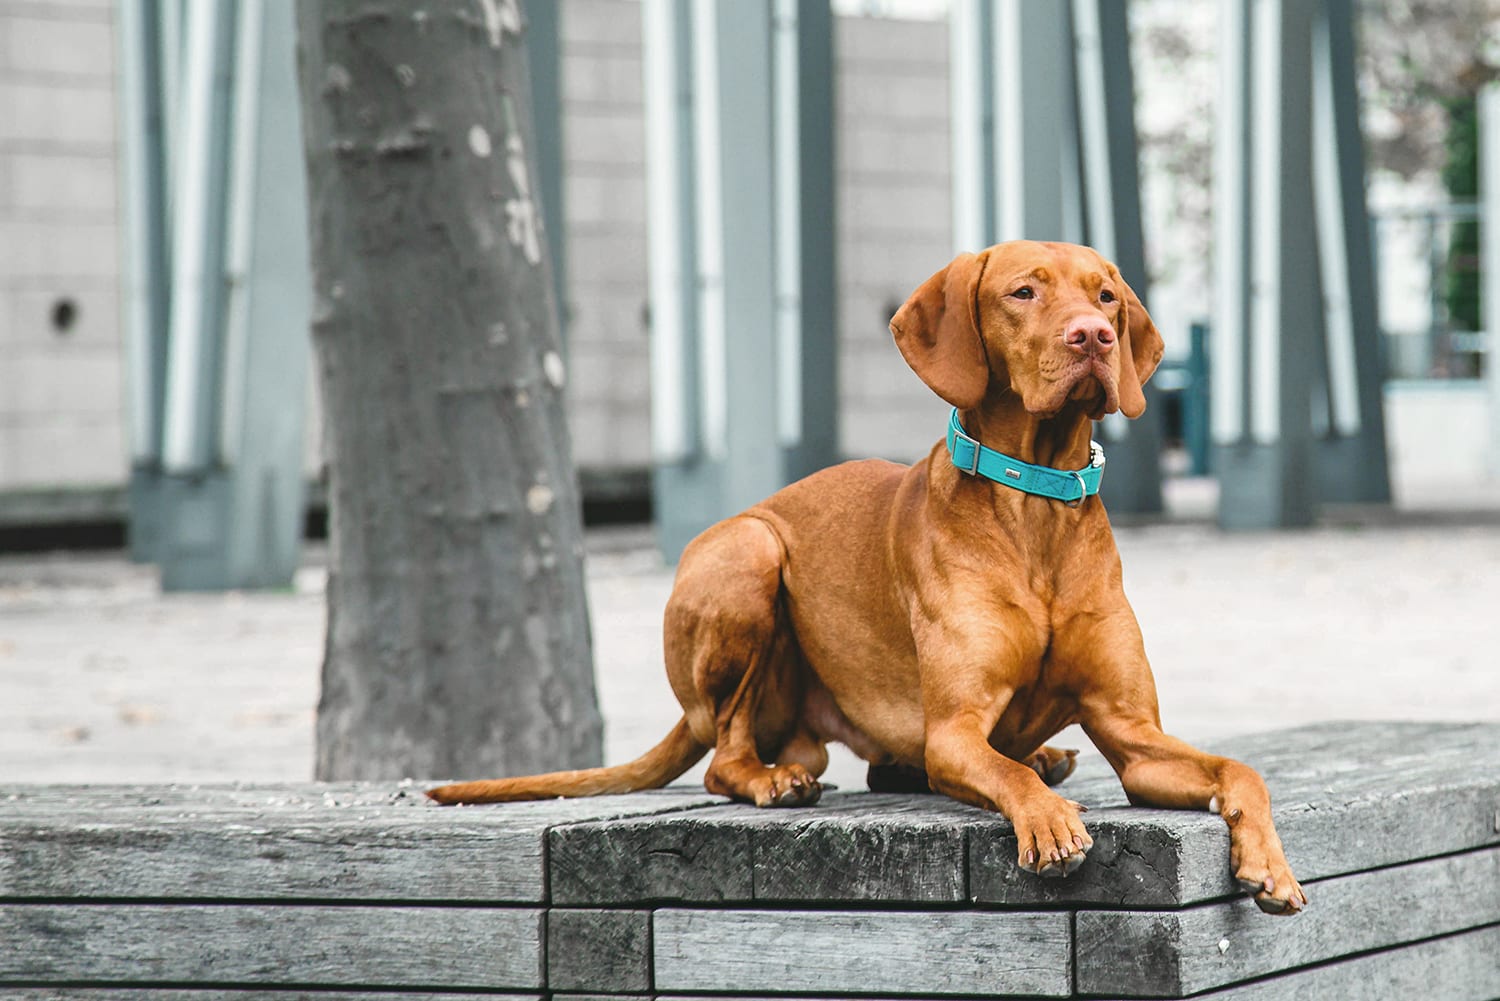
1 0 1497 562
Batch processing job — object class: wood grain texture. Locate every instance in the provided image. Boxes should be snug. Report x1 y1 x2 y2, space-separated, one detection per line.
550 793 979 905
1076 845 1500 997
546 908 650 993
0 993 532 1000
1175 923 1500 1001
550 810 753 904
653 909 1072 997
549 722 1500 909
0 904 543 989
0 786 722 903
749 796 974 902
972 720 1500 906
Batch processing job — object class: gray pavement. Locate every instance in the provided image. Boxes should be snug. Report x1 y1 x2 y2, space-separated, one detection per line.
3 497 1499 793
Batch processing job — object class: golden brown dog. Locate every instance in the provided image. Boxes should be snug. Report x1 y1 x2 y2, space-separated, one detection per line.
429 240 1306 915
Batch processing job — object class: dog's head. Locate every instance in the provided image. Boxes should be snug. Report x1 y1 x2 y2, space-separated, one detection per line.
890 241 1163 420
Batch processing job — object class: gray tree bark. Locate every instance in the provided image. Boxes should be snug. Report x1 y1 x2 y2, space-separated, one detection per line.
296 0 602 780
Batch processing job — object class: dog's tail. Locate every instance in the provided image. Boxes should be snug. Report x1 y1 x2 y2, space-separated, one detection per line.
425 716 708 805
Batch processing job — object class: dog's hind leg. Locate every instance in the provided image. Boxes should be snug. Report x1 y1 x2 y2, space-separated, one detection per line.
867 745 1076 793
664 516 822 808
774 718 829 778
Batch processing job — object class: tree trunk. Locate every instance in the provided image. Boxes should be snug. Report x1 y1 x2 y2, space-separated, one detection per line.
296 0 602 780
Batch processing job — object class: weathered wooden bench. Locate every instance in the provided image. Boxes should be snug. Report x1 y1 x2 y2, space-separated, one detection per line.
2 721 1498 999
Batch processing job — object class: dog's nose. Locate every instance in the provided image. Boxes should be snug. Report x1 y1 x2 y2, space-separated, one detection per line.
1063 316 1116 356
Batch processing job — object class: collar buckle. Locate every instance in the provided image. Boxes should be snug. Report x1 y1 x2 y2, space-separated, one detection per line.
953 422 982 476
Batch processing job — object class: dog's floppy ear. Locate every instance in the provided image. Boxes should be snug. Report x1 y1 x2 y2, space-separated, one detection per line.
890 251 994 410
1113 275 1164 419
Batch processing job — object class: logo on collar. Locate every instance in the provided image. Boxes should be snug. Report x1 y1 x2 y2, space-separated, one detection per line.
945 408 1105 507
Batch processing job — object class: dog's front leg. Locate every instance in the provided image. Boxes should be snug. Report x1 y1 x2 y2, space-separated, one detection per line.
1087 714 1306 914
1061 610 1306 914
1069 627 1308 916
925 709 1094 876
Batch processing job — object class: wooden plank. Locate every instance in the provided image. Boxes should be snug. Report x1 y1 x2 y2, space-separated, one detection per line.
969 806 1222 908
0 783 723 825
1075 845 1500 997
0 787 723 903
0 904 543 990
550 810 753 905
653 909 1072 997
546 908 651 993
970 720 1500 907
750 796 971 902
0 815 550 904
549 793 975 905
552 721 1500 910
1185 922 1500 1000
1 993 535 1000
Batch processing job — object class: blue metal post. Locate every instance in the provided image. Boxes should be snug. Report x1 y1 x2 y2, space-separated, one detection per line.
525 0 569 351
1073 0 1163 514
645 0 837 560
127 0 313 590
1213 0 1319 529
1310 0 1391 504
118 0 173 562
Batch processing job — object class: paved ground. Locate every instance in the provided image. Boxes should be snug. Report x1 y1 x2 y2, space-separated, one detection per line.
3 486 1499 793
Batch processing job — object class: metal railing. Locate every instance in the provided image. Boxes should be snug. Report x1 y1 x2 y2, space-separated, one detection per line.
1371 201 1489 379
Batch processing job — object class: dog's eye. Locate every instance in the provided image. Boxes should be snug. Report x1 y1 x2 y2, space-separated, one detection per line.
1011 286 1035 300
1100 289 1116 303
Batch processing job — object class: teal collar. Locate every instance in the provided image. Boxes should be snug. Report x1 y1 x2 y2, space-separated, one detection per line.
945 408 1105 506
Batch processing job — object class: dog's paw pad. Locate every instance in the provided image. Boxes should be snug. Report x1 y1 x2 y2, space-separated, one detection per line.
754 765 822 808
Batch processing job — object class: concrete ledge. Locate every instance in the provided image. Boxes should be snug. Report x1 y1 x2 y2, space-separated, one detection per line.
2 722 1498 998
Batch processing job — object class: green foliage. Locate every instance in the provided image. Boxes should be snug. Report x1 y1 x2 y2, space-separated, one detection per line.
1442 95 1482 350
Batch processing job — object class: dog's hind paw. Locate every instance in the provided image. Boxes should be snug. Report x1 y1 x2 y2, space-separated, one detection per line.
866 762 933 794
753 764 823 808
1027 746 1079 787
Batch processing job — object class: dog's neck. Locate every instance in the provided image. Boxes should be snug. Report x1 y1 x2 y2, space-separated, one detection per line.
958 393 1096 471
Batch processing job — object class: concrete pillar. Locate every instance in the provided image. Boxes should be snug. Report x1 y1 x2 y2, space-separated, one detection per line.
780 0 838 484
951 0 1160 512
1213 0 1319 529
949 0 997 252
1480 84 1500 477
951 0 1079 248
118 0 172 562
1310 0 1391 503
121 0 312 589
644 0 837 560
1073 0 1163 514
525 0 569 350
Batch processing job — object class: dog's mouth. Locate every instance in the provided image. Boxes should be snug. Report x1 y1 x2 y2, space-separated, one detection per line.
1036 358 1118 420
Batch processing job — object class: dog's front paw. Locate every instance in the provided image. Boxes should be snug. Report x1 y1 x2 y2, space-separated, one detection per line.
1012 794 1093 877
1228 814 1307 915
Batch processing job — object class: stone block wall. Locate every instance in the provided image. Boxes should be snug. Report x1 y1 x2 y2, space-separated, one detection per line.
0 0 955 505
0 0 125 490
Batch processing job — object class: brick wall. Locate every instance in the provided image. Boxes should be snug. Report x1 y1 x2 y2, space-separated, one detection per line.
0 0 125 489
559 0 653 470
831 13 951 461
556 2 952 470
